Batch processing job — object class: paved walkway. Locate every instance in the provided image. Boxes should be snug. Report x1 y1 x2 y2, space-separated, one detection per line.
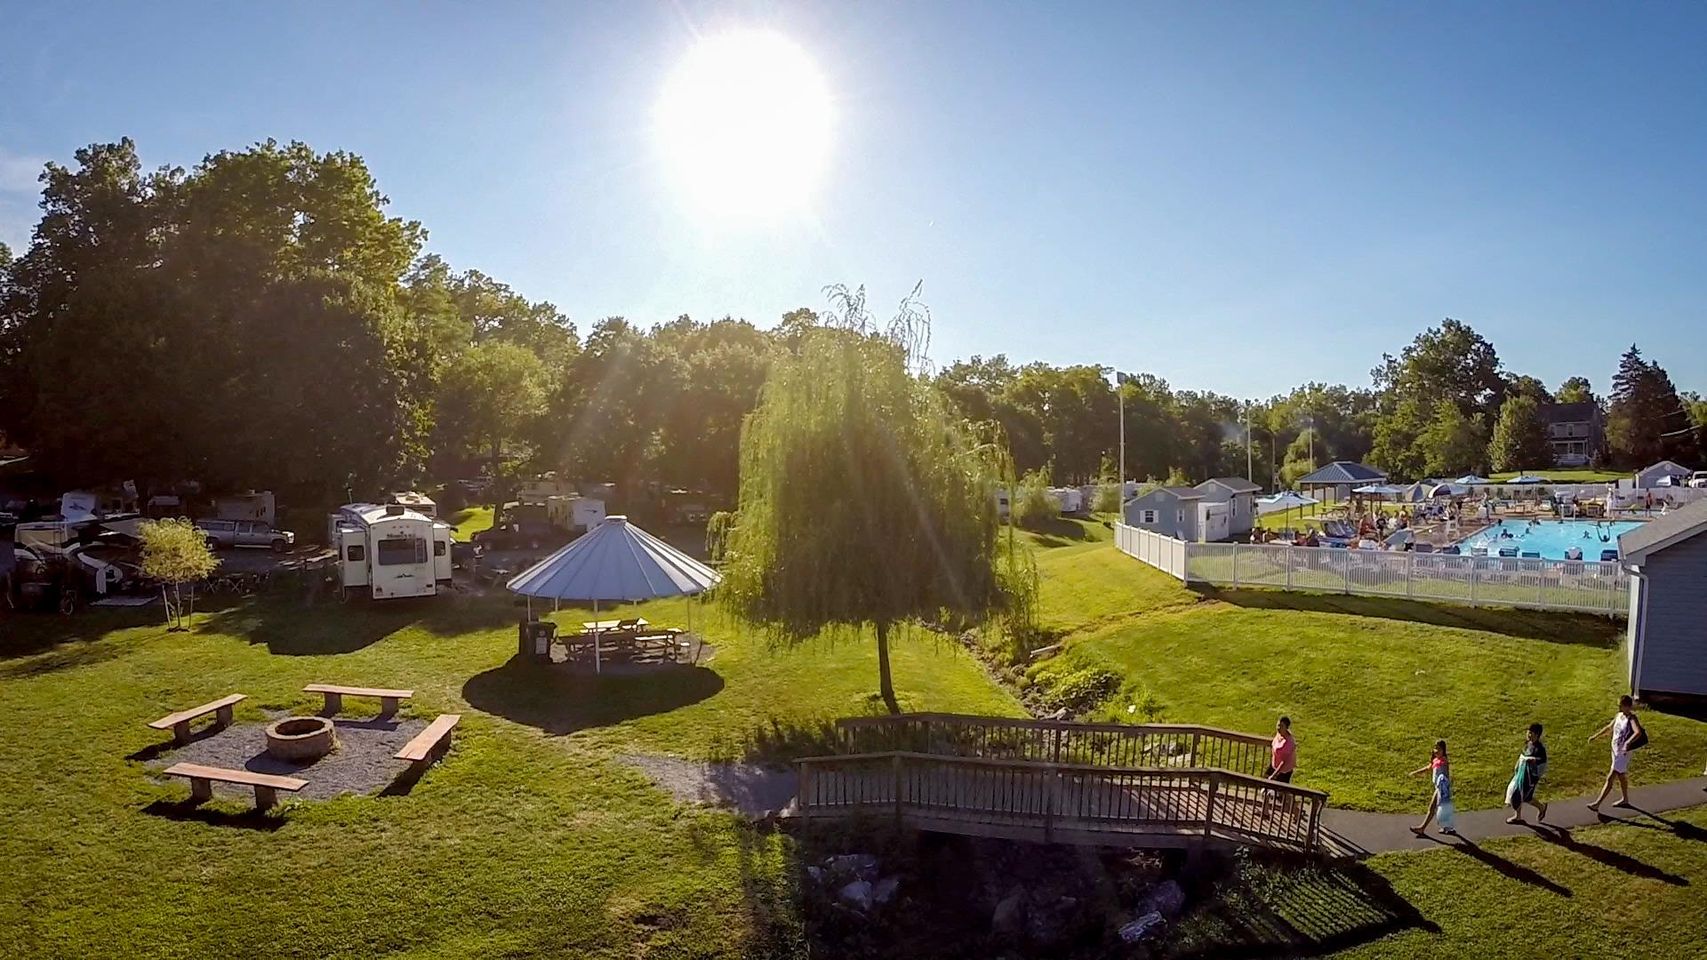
1323 775 1707 855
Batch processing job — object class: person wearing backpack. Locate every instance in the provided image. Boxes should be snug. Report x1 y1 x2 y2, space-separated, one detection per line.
1505 723 1549 824
1588 695 1646 812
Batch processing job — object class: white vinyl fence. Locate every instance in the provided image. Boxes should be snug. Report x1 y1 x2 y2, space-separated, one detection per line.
1115 524 1628 617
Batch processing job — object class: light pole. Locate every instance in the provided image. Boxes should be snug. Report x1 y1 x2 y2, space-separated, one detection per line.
1244 404 1253 484
1118 374 1126 494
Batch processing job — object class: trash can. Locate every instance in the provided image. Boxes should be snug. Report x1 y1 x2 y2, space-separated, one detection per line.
517 619 557 661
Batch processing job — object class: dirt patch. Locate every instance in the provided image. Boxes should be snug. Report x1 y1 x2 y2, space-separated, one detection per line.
620 754 797 815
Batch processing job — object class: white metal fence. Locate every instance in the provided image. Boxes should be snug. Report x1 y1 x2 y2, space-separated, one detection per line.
1114 524 1628 616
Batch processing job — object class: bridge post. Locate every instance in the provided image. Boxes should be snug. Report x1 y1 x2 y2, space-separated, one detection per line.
1306 797 1322 853
892 754 903 828
1202 772 1219 838
1044 767 1061 844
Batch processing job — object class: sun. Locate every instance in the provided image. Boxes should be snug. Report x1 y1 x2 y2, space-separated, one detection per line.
654 29 833 220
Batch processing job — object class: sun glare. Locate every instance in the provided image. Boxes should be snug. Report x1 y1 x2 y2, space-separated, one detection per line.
654 29 833 220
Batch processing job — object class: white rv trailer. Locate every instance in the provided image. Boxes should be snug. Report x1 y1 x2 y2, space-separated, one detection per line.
545 494 606 533
385 491 438 518
328 503 453 600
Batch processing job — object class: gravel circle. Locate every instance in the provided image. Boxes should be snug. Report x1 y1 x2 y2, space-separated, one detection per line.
621 754 797 816
150 714 428 801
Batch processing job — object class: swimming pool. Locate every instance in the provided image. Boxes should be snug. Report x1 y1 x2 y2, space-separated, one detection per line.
1453 519 1643 561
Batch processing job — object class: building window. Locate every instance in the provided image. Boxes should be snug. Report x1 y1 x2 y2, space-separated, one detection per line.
1141 509 1157 524
346 545 365 562
433 541 446 557
377 537 427 566
1177 509 1184 525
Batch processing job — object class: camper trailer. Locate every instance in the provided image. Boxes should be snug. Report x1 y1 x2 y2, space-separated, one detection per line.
386 491 438 519
216 490 276 525
545 494 606 533
518 477 578 506
328 504 453 600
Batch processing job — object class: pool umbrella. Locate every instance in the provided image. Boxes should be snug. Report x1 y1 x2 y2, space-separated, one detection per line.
1453 475 1492 485
1508 475 1548 484
507 516 722 672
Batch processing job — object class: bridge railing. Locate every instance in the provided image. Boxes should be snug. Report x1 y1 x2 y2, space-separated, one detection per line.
795 751 1328 853
835 713 1273 780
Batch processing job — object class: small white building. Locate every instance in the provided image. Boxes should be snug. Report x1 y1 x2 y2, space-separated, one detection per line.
328 503 453 600
215 490 276 525
1636 460 1693 489
1193 477 1261 539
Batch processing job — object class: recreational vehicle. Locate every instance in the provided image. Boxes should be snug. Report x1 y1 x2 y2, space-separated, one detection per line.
545 494 606 533
385 491 438 518
328 503 454 600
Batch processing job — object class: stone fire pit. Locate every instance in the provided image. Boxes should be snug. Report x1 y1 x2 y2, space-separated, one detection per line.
265 716 336 762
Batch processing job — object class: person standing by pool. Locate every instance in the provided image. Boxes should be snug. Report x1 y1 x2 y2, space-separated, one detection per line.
1409 740 1457 836
1505 723 1549 824
1588 695 1645 812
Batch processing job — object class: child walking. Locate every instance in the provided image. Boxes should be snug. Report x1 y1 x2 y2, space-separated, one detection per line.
1410 740 1457 836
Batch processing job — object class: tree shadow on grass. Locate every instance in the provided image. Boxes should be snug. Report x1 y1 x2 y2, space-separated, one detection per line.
1173 854 1440 959
1192 586 1622 647
462 655 724 735
140 798 285 832
200 593 517 656
1532 824 1688 885
0 606 165 675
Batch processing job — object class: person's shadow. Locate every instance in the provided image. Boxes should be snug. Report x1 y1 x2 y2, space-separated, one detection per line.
1532 824 1687 885
1434 835 1573 897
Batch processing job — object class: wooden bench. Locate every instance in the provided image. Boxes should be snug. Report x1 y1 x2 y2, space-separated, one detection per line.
148 693 247 745
163 762 306 810
394 714 461 772
304 683 413 716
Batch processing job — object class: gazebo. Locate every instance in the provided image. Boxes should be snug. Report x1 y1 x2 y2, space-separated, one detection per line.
1297 461 1389 503
507 516 721 672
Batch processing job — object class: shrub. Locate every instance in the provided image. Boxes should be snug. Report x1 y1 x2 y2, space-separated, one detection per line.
1032 665 1121 716
1010 467 1057 530
1092 481 1122 514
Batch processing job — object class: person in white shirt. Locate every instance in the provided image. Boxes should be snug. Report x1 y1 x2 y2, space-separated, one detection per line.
1587 695 1645 812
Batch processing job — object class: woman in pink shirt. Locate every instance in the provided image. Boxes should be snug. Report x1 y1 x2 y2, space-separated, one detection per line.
1260 716 1296 820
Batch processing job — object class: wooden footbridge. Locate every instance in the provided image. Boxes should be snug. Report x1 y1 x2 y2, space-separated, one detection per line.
791 714 1328 853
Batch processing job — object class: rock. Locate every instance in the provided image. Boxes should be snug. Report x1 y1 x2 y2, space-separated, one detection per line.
1048 707 1071 721
838 879 874 911
1139 879 1186 919
991 886 1027 936
805 866 823 884
823 853 881 882
1024 895 1079 949
871 875 901 905
1118 911 1166 943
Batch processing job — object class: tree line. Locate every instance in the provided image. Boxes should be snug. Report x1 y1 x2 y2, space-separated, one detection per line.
3 139 1704 511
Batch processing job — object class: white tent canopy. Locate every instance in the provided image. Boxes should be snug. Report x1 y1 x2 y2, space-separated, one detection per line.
507 516 721 672
507 515 720 602
1256 491 1319 515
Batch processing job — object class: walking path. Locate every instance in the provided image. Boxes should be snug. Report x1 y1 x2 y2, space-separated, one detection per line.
1323 775 1707 855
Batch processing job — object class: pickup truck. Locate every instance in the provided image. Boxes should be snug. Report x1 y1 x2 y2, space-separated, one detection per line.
472 520 570 552
1689 471 1707 489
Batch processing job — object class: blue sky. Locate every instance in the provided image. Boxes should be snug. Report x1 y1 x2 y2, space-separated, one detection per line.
3 2 1706 398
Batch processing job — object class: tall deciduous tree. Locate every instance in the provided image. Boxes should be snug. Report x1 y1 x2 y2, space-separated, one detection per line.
1487 394 1553 473
437 341 549 506
1370 319 1504 477
1420 403 1487 478
721 289 1035 713
1556 376 1596 405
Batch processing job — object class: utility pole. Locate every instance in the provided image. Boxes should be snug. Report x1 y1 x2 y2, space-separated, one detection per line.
1244 404 1253 484
1117 373 1126 494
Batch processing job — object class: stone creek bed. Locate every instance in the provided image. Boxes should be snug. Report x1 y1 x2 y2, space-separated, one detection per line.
151 714 429 801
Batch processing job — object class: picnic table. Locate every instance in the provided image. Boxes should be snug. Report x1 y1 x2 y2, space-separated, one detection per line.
580 618 648 632
561 620 692 665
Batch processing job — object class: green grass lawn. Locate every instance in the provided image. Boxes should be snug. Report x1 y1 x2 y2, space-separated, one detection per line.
1028 544 1707 813
1175 803 1707 959
447 505 495 541
5 521 1707 958
0 594 1015 960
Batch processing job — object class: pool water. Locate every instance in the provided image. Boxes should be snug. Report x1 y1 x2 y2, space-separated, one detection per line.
1454 519 1643 561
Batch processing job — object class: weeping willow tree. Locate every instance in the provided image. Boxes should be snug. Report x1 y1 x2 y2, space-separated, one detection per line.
720 285 1037 713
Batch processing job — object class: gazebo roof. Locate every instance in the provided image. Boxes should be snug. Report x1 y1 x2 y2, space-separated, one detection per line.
506 516 721 602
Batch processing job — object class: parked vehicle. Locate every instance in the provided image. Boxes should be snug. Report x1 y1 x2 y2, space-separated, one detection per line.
473 519 568 552
194 518 296 551
1689 471 1707 489
328 503 453 600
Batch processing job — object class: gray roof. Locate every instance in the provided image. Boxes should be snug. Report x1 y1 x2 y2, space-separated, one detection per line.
1297 461 1388 484
1541 401 1598 424
507 516 721 601
1162 486 1204 499
1619 500 1707 562
1637 460 1692 476
1197 477 1261 494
